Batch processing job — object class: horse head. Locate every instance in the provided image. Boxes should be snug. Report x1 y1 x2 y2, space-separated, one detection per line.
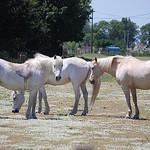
89 57 103 84
53 55 63 81
12 91 25 113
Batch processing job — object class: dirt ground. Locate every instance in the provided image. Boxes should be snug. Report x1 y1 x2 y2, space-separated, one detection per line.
0 80 150 150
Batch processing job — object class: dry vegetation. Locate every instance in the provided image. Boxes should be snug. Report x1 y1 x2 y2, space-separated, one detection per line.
0 79 150 150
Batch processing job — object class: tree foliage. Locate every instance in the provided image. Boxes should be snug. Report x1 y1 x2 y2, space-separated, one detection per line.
0 0 91 57
140 23 150 45
84 18 139 50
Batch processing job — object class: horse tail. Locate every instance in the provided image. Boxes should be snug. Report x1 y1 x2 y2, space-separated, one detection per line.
90 76 101 108
86 61 101 108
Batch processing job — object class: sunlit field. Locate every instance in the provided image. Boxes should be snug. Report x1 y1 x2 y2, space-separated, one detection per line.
0 55 150 149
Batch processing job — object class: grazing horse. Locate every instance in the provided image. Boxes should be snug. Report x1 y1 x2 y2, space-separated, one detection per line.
89 55 150 119
0 53 63 119
12 57 101 116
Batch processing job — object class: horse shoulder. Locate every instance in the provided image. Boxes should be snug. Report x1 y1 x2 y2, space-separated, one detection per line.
14 63 32 79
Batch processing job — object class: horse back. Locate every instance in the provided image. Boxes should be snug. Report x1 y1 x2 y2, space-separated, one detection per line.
65 57 89 83
47 57 89 86
116 57 150 89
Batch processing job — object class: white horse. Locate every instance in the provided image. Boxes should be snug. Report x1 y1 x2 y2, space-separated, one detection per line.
89 55 150 119
0 53 63 119
12 57 101 116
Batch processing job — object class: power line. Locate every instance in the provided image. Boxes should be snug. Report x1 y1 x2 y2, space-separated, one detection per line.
94 10 150 19
94 17 121 20
130 12 150 18
94 11 122 17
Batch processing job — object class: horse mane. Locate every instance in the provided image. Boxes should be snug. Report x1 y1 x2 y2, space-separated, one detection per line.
23 53 55 73
98 55 129 71
25 53 50 64
34 53 49 58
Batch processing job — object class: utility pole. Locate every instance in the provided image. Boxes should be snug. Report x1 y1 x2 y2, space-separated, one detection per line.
91 9 93 53
124 31 126 54
127 30 129 53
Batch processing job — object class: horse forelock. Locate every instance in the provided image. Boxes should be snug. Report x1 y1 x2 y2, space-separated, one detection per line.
53 56 63 66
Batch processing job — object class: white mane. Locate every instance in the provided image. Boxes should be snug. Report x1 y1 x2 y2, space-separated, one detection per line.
26 53 50 63
24 53 55 70
34 53 49 58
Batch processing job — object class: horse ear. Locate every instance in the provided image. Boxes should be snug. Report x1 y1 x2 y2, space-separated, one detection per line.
95 57 97 63
54 55 57 59
61 55 64 59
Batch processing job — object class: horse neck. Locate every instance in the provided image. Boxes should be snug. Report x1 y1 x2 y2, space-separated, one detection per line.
99 57 116 78
105 57 122 78
41 58 53 75
106 67 117 78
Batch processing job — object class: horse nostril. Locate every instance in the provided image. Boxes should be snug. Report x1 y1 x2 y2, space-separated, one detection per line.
89 79 95 84
12 109 19 113
56 76 61 81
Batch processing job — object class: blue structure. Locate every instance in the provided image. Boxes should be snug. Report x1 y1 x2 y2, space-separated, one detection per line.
104 46 120 52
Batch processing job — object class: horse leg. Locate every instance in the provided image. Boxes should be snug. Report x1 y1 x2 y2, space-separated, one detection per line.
41 86 50 114
121 85 132 119
26 88 38 119
69 85 81 115
131 88 139 119
80 83 88 116
36 90 42 113
32 92 37 119
36 86 50 114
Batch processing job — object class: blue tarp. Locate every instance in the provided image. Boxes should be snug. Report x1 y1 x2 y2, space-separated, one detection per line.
104 47 120 52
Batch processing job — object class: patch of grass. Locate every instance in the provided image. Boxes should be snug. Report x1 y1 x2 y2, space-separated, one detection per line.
102 73 116 82
0 81 150 150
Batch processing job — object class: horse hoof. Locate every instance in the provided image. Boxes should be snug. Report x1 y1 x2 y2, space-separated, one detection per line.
43 111 49 115
33 115 37 119
125 115 131 119
69 112 75 115
133 115 139 120
81 112 87 116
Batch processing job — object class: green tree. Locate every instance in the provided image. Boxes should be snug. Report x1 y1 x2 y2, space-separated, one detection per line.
140 23 150 45
0 0 32 57
93 21 109 40
121 18 139 45
94 39 114 49
0 0 91 57
109 20 124 43
90 19 138 51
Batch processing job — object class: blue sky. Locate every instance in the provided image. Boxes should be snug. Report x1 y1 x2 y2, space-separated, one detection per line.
91 0 150 27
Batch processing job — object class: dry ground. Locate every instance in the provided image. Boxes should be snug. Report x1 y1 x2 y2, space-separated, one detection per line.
0 79 150 150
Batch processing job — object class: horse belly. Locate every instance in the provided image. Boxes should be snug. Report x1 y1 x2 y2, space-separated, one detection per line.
0 75 25 90
47 75 70 86
133 79 150 90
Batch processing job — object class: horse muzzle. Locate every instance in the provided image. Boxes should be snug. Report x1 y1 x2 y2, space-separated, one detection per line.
89 79 95 84
56 76 61 81
12 109 19 113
